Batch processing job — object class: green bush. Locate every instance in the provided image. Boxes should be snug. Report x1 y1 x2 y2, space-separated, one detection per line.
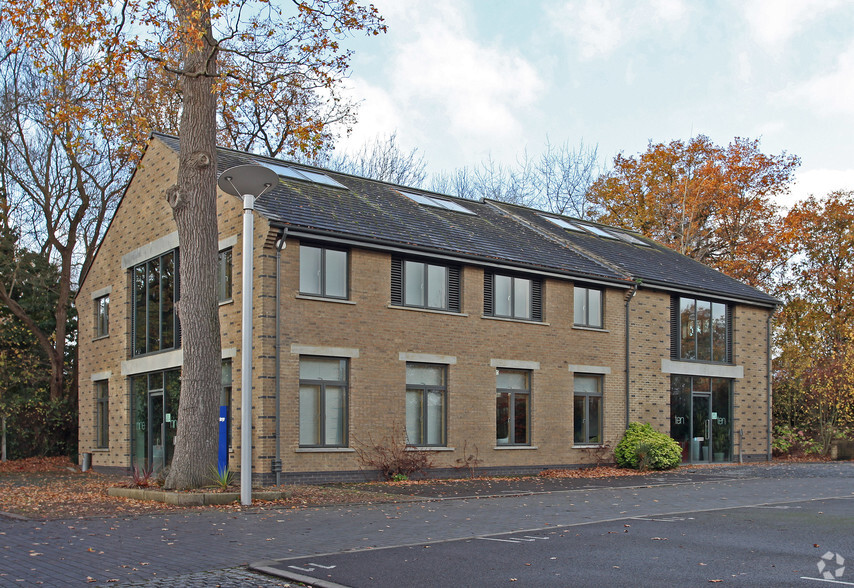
614 422 681 470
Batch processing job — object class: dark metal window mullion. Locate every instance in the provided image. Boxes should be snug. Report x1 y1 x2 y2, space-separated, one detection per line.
583 288 591 325
318 249 327 297
303 378 328 445
143 262 150 355
423 384 445 445
158 256 164 353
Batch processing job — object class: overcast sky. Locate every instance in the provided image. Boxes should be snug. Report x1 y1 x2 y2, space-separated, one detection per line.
334 0 854 209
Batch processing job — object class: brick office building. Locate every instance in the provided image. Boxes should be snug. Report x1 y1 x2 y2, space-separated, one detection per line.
77 134 778 483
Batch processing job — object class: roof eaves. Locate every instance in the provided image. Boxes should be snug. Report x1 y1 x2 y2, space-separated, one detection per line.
275 223 634 288
636 277 781 307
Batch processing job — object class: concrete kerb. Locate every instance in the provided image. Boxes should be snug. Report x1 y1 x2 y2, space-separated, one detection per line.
107 487 291 506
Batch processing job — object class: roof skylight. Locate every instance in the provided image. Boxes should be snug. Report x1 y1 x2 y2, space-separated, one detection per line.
399 190 475 214
542 216 584 232
257 161 347 189
613 231 651 247
577 224 618 239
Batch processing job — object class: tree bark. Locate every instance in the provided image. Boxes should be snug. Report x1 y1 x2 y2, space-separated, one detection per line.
163 0 221 490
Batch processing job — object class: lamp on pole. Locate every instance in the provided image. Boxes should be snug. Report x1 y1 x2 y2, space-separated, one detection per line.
217 164 278 506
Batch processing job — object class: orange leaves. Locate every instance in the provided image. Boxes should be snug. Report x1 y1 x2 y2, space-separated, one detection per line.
588 135 799 290
774 191 854 440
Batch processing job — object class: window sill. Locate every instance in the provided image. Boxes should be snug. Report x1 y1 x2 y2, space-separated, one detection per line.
406 446 455 452
493 445 538 450
481 316 549 326
296 295 356 305
295 447 355 453
671 358 734 366
572 444 604 449
218 298 233 307
92 448 110 452
92 334 110 342
388 305 467 317
572 325 608 333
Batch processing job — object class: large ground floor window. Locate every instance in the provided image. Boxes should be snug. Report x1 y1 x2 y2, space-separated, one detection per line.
131 369 181 472
670 376 731 463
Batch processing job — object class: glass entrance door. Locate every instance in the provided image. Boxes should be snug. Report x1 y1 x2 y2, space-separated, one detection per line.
131 369 181 472
149 393 165 473
691 394 711 463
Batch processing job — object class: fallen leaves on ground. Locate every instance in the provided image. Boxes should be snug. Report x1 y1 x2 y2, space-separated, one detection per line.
0 457 398 520
539 466 652 478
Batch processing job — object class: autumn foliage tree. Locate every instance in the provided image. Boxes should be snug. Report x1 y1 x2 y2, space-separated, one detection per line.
0 32 137 406
2 0 385 488
773 191 854 451
587 136 800 290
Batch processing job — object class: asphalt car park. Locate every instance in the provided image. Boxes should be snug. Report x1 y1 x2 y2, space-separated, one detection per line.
255 490 854 587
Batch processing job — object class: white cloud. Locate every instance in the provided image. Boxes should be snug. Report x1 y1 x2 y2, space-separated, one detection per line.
736 52 751 83
337 0 544 170
336 78 404 154
548 0 689 60
785 42 854 116
740 0 840 52
787 168 854 208
567 1 623 60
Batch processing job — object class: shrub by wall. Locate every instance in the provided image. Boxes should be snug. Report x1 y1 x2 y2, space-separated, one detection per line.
614 422 681 470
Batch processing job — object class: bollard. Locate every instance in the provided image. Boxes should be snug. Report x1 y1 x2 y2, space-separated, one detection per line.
81 452 92 472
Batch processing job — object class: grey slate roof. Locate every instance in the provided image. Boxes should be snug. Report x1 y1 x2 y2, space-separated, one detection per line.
155 134 778 307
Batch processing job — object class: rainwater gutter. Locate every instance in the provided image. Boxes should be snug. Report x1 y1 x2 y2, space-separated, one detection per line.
625 281 639 429
274 230 287 485
766 306 776 462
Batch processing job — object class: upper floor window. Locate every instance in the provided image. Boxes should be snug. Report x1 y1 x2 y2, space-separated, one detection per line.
218 248 233 302
484 272 543 321
300 244 348 299
94 295 110 338
131 250 178 356
674 297 730 363
574 286 603 328
391 257 461 312
299 356 348 447
405 363 447 446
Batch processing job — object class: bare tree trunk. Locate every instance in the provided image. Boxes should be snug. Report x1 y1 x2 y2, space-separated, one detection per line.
163 0 221 490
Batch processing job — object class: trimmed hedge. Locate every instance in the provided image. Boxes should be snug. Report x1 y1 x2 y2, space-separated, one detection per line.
614 422 681 470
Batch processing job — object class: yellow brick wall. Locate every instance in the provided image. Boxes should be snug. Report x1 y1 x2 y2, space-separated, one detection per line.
273 243 628 475
77 137 773 479
732 305 772 459
627 290 673 431
77 137 258 470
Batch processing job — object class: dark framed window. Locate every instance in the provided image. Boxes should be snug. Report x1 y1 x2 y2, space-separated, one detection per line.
299 356 348 447
496 369 531 445
94 295 110 338
391 257 461 312
218 248 233 302
299 244 348 299
673 296 730 363
95 380 109 448
220 359 233 450
484 272 543 321
574 286 602 328
405 363 447 446
131 250 178 356
573 374 602 444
